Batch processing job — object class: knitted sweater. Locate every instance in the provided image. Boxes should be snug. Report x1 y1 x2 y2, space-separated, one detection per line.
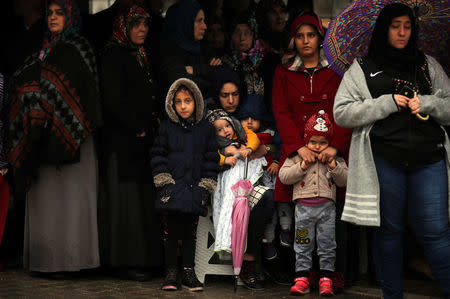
333 55 450 226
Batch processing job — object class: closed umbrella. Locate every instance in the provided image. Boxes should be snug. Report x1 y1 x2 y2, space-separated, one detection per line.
230 157 254 292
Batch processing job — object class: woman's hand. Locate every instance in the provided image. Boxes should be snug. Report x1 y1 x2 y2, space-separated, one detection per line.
393 94 410 110
408 96 421 115
185 66 194 75
136 131 146 137
249 144 267 160
266 162 279 176
317 146 337 163
0 169 8 176
209 58 222 66
297 146 317 164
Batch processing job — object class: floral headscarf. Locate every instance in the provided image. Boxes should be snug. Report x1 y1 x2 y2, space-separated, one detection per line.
230 14 265 73
111 6 150 68
39 0 81 61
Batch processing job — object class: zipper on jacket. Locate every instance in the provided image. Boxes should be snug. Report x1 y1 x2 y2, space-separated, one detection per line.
302 68 316 94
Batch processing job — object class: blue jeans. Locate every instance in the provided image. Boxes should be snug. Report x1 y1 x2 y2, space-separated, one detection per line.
373 156 450 299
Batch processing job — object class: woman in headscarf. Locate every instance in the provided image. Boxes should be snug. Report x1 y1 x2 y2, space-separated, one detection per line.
272 11 352 291
334 3 450 298
98 5 163 281
222 13 267 106
6 0 102 275
159 0 221 95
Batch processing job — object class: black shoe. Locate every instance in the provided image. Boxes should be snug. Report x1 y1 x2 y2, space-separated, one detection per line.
181 267 204 291
263 241 278 261
239 261 265 291
280 229 293 247
162 268 178 291
263 259 291 286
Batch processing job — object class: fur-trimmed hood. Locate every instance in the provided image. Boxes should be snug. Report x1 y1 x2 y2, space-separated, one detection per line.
165 78 204 124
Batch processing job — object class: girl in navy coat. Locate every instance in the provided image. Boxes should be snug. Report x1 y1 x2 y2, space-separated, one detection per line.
151 78 219 292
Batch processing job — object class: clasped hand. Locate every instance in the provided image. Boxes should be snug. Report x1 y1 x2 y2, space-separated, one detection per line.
297 146 337 170
394 94 421 114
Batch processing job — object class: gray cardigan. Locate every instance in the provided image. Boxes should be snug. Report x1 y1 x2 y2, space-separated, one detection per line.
333 55 450 226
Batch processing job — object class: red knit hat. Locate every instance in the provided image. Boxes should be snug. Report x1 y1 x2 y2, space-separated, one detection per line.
304 110 334 143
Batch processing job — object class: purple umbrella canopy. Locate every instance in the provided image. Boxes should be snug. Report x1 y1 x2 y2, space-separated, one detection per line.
323 0 449 77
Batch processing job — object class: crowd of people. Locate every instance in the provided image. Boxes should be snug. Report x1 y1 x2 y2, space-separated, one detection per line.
0 0 449 298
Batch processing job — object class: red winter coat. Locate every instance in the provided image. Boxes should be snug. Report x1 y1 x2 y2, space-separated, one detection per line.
272 58 352 203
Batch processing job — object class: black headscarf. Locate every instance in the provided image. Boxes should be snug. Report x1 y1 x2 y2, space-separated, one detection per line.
368 3 430 94
162 0 203 54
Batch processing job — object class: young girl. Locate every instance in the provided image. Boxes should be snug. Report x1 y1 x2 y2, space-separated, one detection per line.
279 111 348 296
151 78 219 292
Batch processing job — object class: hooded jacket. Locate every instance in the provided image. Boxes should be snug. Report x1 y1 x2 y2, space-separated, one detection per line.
272 13 352 203
151 78 219 216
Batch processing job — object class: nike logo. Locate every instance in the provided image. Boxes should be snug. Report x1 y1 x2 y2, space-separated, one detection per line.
370 71 383 77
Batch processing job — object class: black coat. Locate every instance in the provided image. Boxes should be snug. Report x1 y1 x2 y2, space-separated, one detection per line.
159 40 216 96
100 45 161 181
151 118 218 216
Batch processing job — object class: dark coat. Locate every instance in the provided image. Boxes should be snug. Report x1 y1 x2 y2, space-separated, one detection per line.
272 56 352 202
151 78 219 216
159 40 216 96
100 44 161 181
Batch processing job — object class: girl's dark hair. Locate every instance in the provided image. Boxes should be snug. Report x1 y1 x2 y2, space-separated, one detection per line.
174 85 194 98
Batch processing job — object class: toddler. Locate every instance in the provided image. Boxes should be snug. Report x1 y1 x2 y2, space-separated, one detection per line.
279 110 348 296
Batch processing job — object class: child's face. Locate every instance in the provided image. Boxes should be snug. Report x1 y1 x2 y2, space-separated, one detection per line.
214 119 235 139
306 135 329 153
174 89 195 119
240 117 261 132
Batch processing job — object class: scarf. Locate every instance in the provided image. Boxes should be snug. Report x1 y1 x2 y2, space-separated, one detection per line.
368 3 431 94
281 12 328 72
110 5 150 69
39 0 81 61
162 0 202 55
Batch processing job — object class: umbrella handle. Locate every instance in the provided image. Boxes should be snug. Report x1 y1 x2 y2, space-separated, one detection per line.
413 92 429 121
244 157 248 180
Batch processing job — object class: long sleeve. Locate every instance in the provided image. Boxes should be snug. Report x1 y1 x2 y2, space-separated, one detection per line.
333 60 398 129
150 121 175 187
244 125 260 151
278 155 307 185
329 157 348 188
199 123 220 193
419 56 450 126
272 66 304 155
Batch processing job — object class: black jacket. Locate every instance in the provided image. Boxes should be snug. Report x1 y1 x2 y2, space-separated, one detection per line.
151 78 219 216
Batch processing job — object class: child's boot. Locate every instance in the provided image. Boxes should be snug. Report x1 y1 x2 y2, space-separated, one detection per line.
162 267 178 291
181 267 204 292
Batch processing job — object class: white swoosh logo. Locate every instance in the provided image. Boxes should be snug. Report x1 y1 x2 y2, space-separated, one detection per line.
370 71 383 77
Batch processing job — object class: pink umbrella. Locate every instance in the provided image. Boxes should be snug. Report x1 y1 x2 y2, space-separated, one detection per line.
230 158 254 292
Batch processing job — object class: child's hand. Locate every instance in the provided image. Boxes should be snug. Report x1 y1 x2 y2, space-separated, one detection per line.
239 148 252 159
328 159 336 170
224 145 239 156
266 162 279 176
225 156 237 167
300 160 310 170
